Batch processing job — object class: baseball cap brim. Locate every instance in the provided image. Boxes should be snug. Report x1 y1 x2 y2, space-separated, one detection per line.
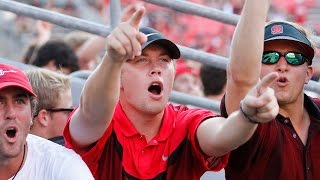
0 82 36 97
142 39 180 59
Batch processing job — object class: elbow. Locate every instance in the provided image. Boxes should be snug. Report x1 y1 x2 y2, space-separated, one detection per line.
227 65 259 88
203 140 233 157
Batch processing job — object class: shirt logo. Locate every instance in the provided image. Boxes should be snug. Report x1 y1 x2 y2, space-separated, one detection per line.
0 70 17 76
271 25 283 35
162 155 168 161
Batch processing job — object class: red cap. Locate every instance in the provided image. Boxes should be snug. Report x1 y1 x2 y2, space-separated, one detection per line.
0 64 36 97
175 62 199 79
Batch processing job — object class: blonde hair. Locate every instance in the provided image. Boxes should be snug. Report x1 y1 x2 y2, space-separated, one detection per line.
24 68 71 114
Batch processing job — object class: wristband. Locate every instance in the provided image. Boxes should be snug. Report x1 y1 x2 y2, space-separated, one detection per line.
239 101 260 124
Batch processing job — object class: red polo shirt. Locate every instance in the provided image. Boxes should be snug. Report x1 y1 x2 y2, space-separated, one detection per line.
221 94 320 180
64 103 229 180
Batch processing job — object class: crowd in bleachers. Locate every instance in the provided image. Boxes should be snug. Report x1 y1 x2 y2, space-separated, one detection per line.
1 0 318 100
1 0 320 179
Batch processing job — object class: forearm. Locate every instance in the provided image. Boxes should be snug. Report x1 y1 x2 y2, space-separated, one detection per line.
198 111 257 157
70 53 122 146
217 111 258 153
81 53 122 125
226 0 271 113
199 72 279 157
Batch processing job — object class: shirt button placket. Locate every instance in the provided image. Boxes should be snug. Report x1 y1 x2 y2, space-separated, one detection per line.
293 133 297 139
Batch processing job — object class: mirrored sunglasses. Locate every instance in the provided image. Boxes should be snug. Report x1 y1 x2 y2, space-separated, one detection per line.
262 51 309 66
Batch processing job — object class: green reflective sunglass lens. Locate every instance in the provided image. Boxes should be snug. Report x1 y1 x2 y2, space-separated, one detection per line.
286 53 303 65
263 52 279 64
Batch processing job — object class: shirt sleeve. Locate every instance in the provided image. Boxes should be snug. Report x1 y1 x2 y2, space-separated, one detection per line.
63 106 79 149
186 108 230 172
63 106 114 176
58 152 95 180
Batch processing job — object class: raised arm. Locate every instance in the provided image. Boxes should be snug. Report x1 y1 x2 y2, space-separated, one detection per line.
69 7 147 147
198 72 279 157
226 0 271 114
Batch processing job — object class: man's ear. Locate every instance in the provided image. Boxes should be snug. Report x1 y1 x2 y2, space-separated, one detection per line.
305 66 314 84
34 109 50 127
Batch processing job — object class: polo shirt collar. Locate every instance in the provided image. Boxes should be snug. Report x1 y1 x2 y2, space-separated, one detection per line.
277 94 320 121
303 94 320 121
114 103 175 141
155 105 175 142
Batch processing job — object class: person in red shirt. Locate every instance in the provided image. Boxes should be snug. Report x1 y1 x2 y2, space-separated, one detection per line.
64 6 279 180
224 0 320 179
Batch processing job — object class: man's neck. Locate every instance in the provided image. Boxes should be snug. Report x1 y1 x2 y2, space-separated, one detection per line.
125 108 164 143
279 93 305 123
0 145 26 180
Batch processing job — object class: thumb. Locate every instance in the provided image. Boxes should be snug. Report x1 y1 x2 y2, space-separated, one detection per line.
128 6 146 30
256 72 279 95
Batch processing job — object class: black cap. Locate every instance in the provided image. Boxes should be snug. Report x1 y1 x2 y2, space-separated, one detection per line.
264 22 315 64
140 27 180 59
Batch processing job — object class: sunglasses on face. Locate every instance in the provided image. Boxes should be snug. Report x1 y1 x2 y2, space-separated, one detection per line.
262 51 309 65
33 108 74 118
46 108 74 113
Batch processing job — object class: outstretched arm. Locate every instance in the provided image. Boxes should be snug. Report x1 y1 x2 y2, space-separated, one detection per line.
226 0 271 114
68 7 147 148
197 72 279 157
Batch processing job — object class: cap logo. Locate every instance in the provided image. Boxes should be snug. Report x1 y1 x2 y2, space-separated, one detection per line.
145 33 158 37
271 25 283 35
0 69 17 76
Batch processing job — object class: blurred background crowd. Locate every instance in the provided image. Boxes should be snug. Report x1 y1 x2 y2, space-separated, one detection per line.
1 0 320 100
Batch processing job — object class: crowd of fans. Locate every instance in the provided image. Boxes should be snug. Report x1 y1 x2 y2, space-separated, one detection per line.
0 0 319 99
1 0 320 179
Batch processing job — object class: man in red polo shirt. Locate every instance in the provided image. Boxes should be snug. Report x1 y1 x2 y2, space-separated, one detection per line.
224 0 320 179
64 6 279 180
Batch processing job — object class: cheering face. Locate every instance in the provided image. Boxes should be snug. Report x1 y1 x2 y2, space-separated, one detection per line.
120 43 175 115
261 40 313 105
0 87 32 159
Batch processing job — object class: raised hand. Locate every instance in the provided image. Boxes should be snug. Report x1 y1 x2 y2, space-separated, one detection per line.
106 6 147 62
34 20 52 45
240 72 279 123
121 3 145 22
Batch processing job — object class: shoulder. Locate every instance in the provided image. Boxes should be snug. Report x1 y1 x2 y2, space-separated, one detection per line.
166 104 216 124
311 97 320 107
27 134 84 162
167 104 215 114
25 135 93 179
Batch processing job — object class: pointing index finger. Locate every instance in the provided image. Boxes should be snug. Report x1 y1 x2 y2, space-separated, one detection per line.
128 6 146 30
256 72 279 95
